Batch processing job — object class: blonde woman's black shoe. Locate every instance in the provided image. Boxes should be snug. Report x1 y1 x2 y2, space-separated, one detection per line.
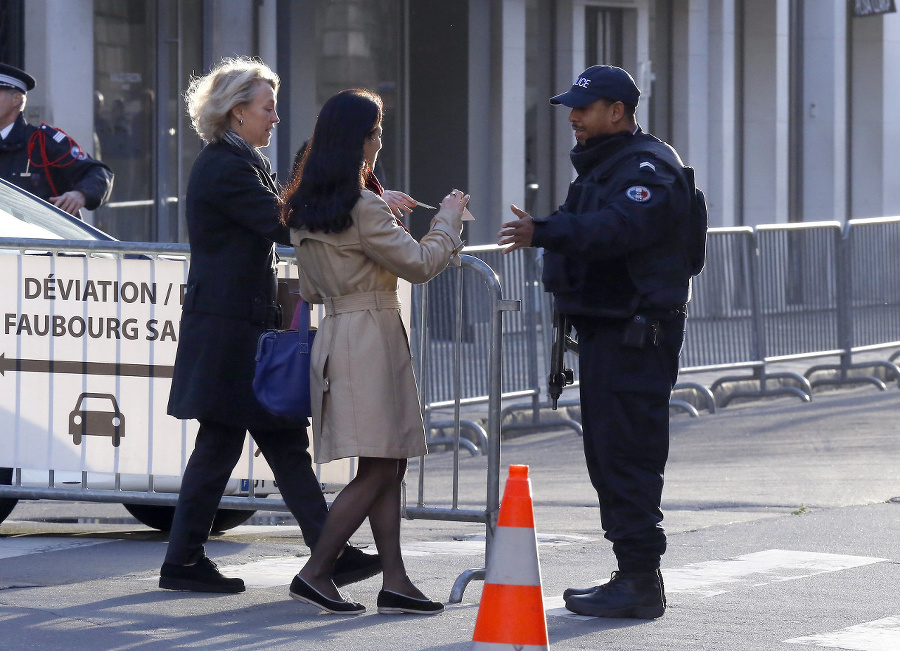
159 557 245 593
333 545 382 587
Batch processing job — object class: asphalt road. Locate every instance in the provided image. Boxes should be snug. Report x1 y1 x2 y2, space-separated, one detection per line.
1 384 899 650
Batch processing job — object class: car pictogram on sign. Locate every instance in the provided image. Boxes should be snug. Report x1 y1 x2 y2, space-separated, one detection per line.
69 392 125 447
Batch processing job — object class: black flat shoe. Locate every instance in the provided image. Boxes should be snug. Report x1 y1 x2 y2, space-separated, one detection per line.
159 557 245 593
333 545 382 587
289 575 365 615
376 589 444 615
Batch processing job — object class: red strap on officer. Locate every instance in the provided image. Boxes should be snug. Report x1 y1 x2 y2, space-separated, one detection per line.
26 125 81 197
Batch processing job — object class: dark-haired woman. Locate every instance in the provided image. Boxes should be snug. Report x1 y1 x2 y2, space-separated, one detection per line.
282 88 467 616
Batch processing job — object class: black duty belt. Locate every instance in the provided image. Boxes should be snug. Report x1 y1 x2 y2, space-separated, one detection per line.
637 304 688 320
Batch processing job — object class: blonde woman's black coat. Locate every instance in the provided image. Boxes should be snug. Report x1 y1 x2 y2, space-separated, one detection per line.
167 140 297 429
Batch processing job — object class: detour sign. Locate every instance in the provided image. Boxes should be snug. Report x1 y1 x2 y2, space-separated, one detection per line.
0 250 275 480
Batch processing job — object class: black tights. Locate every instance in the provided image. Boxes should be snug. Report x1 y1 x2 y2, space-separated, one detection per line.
299 456 426 600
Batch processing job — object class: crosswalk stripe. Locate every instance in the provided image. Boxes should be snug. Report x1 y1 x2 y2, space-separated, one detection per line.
212 546 888 597
219 556 302 588
664 549 887 597
543 549 888 619
785 616 900 650
217 534 589 589
0 537 110 560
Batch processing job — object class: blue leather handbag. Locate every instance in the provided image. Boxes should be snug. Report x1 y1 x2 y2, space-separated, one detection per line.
253 300 316 419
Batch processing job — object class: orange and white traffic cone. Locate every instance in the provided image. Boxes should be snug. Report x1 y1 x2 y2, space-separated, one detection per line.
472 464 549 650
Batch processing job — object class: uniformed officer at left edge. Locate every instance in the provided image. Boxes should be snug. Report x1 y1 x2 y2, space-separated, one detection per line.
0 63 113 217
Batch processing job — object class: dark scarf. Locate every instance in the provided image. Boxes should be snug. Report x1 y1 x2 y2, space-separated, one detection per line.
364 169 383 195
222 129 271 173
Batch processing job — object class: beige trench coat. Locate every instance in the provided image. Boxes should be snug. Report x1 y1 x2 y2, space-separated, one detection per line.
291 189 463 463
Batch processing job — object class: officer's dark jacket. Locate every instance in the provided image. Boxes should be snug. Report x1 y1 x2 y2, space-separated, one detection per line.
532 128 693 318
167 140 299 429
0 114 113 210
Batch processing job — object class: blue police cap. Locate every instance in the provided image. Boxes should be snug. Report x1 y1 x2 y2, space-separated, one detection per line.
550 65 640 108
0 63 36 93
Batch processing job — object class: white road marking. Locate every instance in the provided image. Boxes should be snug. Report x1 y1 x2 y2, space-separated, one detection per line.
785 616 900 650
0 537 110 560
215 533 588 589
219 556 304 588
223 546 886 602
543 549 888 618
664 550 887 597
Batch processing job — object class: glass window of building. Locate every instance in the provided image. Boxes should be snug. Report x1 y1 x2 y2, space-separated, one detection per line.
283 0 404 191
92 0 201 243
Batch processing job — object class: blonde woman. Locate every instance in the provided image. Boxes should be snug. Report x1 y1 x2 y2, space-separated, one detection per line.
161 57 380 594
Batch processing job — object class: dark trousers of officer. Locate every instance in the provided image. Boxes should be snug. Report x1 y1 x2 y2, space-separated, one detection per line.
164 419 329 565
570 313 685 573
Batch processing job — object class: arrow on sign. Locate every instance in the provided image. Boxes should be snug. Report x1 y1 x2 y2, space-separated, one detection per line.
0 353 174 379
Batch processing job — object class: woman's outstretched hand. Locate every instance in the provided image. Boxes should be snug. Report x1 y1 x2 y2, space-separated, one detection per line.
382 190 417 218
441 189 470 214
441 189 469 236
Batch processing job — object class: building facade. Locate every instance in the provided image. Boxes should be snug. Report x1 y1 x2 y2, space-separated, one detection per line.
1 0 898 244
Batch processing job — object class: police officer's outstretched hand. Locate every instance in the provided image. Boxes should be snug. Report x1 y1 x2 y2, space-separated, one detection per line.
50 190 87 216
498 204 534 254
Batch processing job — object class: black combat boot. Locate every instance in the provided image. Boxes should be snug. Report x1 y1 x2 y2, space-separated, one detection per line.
564 570 665 619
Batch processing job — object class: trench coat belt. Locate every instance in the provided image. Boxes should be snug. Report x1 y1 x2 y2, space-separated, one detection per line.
322 290 401 316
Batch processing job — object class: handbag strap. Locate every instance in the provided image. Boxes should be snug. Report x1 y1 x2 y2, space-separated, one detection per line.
297 300 312 353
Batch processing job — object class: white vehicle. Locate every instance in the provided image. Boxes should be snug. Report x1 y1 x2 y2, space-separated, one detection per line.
0 178 287 532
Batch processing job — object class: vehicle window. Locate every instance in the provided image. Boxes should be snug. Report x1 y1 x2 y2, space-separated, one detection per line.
0 208 67 239
0 179 112 241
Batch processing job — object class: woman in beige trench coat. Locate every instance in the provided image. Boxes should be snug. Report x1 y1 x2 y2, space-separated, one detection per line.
281 89 467 616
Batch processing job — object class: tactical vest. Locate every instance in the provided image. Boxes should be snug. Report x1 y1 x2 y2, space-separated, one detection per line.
544 133 707 318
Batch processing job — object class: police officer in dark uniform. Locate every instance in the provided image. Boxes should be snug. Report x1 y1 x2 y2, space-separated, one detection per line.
498 65 702 619
0 63 113 217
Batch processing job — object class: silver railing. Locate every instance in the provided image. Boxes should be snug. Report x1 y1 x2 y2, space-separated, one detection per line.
406 254 520 602
410 217 900 420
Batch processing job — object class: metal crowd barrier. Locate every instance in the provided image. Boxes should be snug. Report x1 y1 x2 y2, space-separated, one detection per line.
805 217 900 388
410 246 581 439
406 254 520 602
0 238 293 517
0 240 351 521
0 238 522 604
4 214 899 553
414 218 900 421
681 219 900 406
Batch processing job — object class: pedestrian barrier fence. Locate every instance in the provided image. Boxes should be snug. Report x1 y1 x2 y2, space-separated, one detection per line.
807 216 900 387
411 245 582 437
0 238 352 525
412 217 900 422
407 254 520 602
690 218 900 407
0 238 519 604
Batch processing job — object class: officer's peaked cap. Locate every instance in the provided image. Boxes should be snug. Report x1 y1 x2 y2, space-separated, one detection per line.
550 65 640 108
0 63 36 93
